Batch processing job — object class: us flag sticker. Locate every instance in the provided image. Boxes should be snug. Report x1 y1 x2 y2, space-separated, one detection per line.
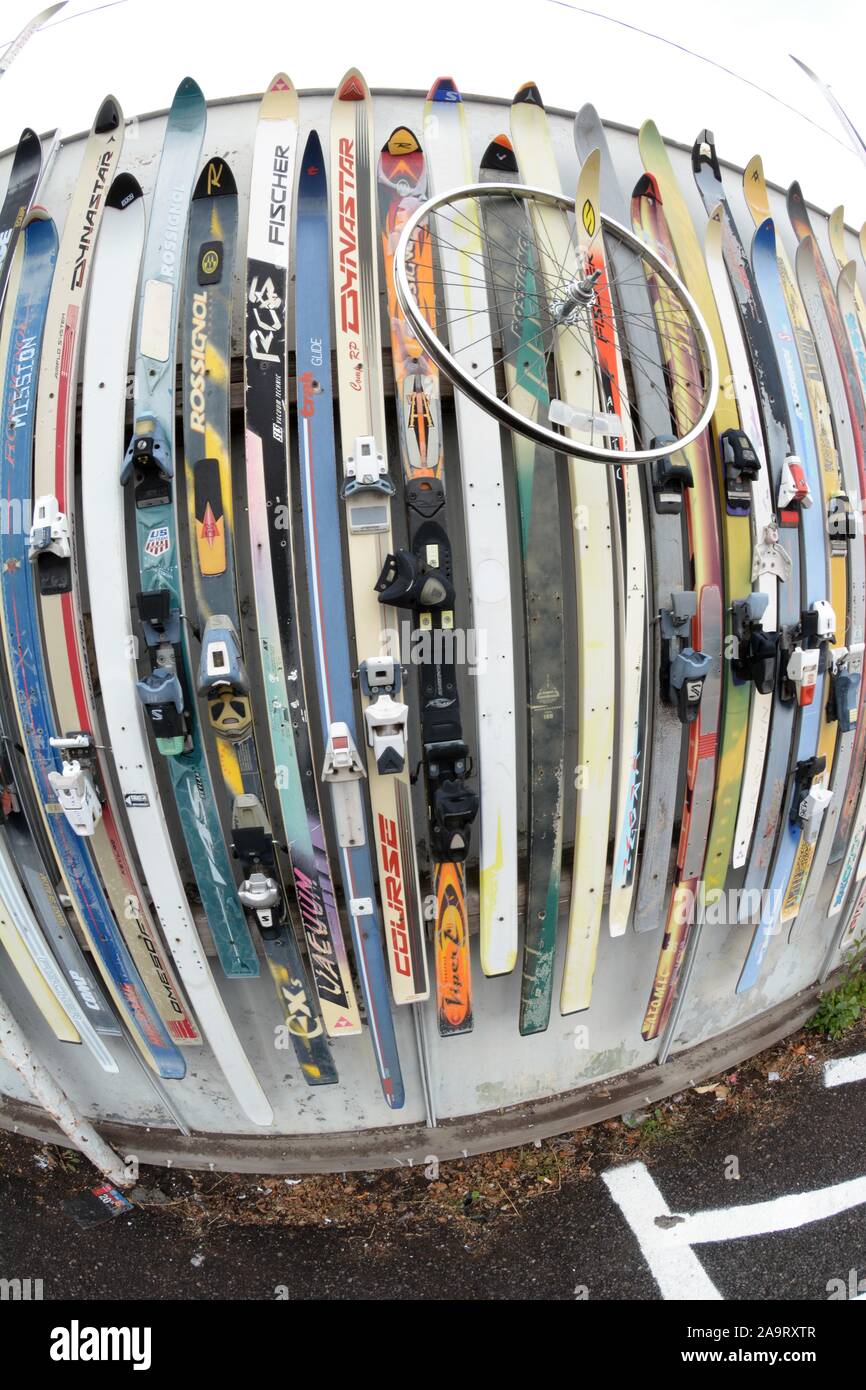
144 526 170 557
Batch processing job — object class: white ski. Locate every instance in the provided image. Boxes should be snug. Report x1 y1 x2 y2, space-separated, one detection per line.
82 173 273 1127
423 76 519 976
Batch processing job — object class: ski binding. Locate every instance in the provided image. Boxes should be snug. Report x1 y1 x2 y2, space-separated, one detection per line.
650 434 693 515
343 435 394 494
425 739 479 862
777 455 811 516
323 721 367 847
790 755 830 843
659 591 711 724
721 428 761 515
237 870 280 929
752 522 792 583
198 615 252 738
359 657 408 776
137 665 186 754
28 495 72 595
375 545 454 611
828 644 863 732
47 734 102 837
121 419 174 508
731 592 779 694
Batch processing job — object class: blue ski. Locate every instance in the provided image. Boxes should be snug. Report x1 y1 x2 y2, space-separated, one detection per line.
296 131 404 1109
0 215 184 1078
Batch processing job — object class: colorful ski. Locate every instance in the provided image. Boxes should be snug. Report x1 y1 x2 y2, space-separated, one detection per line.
425 76 519 979
575 104 689 938
0 214 184 1080
477 133 565 1029
243 75 360 1044
297 127 405 1105
509 81 614 1012
631 175 723 1040
330 70 429 1005
378 125 474 1031
84 173 275 1122
122 78 259 981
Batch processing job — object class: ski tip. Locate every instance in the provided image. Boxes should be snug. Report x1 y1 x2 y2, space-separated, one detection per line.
300 128 325 177
16 127 40 153
175 75 204 101
267 72 294 95
632 170 661 205
336 67 368 101
106 171 143 212
480 134 518 174
384 126 420 157
94 94 122 137
193 157 237 201
743 153 764 186
427 76 461 103
513 80 544 107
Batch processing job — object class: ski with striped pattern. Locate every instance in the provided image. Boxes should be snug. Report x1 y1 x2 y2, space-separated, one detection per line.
630 175 723 1040
331 70 429 1006
297 127 405 1106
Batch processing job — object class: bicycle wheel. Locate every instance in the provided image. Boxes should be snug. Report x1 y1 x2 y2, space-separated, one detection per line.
393 180 718 465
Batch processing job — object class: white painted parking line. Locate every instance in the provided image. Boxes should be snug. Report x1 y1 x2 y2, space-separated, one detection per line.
824 1053 866 1088
602 1163 722 1300
605 1161 866 1299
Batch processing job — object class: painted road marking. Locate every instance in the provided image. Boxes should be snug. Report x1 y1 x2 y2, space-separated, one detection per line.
824 1052 866 1087
602 1164 721 1300
605 1160 866 1299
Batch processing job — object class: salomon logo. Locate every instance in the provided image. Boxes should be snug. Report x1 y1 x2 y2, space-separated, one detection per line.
686 679 703 703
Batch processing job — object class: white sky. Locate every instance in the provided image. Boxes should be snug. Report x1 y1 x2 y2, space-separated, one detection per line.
1 0 865 222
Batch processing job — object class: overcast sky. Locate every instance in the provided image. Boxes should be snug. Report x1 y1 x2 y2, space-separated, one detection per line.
1 0 865 223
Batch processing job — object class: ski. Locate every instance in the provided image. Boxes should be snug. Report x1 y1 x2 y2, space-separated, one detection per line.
298 127 405 1104
787 182 866 880
757 176 866 933
0 128 42 312
0 213 185 1079
424 76 519 979
331 69 429 1004
575 105 690 937
576 148 649 939
742 164 855 940
688 135 828 990
184 155 338 1082
0 2 65 78
83 172 275 1123
30 95 197 1044
477 133 564 1028
243 75 360 1044
510 82 615 1012
378 125 474 1030
122 77 260 981
730 212 831 991
0 804 117 1070
631 175 723 1039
